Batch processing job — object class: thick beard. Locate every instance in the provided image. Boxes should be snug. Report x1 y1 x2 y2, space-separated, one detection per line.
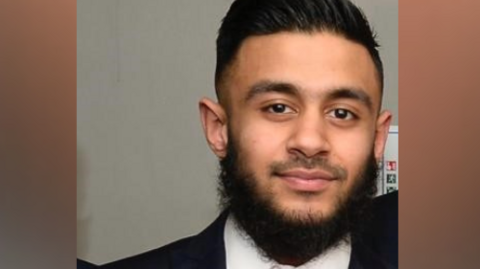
218 136 378 265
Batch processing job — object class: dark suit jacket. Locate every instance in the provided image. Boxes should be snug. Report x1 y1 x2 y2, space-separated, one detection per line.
101 195 398 269
361 191 398 266
78 259 96 269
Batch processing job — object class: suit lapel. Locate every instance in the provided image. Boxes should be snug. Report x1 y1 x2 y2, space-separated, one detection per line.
170 211 229 269
348 238 397 269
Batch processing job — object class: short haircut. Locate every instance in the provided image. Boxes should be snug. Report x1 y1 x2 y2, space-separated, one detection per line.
215 0 383 102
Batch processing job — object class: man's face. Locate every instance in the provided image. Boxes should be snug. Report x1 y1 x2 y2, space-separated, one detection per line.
221 31 389 222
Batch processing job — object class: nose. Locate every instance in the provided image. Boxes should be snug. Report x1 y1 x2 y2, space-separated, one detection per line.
286 112 330 158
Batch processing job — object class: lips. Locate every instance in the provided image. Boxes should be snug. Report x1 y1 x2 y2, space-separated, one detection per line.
277 169 336 180
275 169 337 192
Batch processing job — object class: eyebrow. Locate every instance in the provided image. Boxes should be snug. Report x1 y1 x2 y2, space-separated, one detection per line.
245 80 374 111
326 87 374 112
245 81 300 102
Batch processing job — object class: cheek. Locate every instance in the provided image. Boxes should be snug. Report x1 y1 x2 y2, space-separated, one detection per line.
235 122 288 174
330 132 373 177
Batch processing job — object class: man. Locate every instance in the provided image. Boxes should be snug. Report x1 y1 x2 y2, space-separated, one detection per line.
102 0 396 268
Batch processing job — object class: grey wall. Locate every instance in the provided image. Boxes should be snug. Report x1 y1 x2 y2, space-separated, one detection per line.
77 0 397 264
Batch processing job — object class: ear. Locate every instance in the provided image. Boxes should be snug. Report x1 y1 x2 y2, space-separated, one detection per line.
199 97 228 158
373 110 393 161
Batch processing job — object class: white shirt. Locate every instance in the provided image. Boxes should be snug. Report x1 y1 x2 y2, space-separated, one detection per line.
224 215 351 269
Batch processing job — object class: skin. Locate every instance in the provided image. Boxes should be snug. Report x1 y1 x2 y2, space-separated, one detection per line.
200 31 391 221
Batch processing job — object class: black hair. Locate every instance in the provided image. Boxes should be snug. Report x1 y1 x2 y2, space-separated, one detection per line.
215 0 383 99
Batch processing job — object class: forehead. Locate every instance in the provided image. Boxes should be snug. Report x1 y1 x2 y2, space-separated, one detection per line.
226 31 381 108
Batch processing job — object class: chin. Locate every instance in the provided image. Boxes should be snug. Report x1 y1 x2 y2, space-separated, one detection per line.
272 198 338 224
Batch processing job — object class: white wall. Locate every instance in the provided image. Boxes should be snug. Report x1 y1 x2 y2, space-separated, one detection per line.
77 0 398 264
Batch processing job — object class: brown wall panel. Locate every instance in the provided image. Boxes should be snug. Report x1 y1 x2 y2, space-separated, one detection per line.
400 0 480 268
0 0 76 268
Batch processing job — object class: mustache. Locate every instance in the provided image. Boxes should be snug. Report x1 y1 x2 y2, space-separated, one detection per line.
270 156 348 180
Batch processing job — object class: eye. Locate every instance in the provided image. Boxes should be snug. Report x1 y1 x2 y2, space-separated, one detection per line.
264 103 295 114
327 108 357 120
